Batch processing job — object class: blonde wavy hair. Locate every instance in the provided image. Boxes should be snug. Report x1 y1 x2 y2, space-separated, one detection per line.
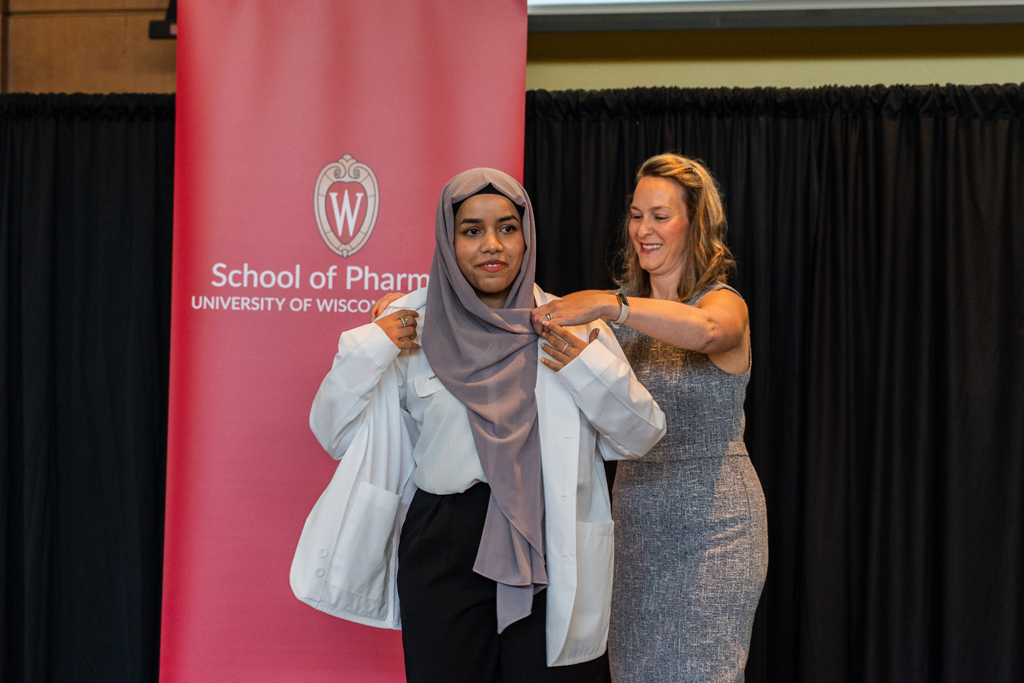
616 154 735 302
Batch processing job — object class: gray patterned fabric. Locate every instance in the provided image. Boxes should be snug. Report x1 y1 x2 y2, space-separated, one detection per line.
609 283 768 683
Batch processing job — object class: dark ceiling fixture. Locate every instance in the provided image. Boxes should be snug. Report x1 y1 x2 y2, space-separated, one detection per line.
149 0 177 40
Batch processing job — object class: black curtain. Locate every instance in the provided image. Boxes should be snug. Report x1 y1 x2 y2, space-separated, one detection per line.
2 87 1021 683
525 85 1024 683
1 94 174 683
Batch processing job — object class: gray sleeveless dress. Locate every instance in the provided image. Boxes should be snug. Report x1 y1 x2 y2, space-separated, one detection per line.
608 283 768 683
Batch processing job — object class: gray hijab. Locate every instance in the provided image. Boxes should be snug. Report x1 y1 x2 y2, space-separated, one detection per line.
422 168 545 633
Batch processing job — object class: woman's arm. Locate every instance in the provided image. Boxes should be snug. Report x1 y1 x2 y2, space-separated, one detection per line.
309 313 415 458
530 290 617 332
533 288 749 373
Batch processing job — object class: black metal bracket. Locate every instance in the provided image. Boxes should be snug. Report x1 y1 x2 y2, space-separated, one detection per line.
149 0 177 40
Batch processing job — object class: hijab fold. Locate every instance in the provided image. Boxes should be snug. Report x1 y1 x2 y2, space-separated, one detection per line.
422 168 545 632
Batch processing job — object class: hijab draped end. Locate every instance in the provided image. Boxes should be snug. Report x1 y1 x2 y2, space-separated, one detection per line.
474 494 548 585
496 583 538 634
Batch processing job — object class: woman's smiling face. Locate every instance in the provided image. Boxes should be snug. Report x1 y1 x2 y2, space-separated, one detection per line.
628 175 691 284
453 193 525 309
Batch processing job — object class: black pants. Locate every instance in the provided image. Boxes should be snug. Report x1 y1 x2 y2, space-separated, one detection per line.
397 482 609 683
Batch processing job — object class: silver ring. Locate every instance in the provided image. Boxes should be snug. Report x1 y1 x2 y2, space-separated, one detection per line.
562 341 569 354
545 313 552 321
400 316 408 328
401 339 406 349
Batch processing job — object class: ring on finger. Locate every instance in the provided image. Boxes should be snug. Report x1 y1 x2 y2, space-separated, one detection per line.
401 339 406 349
400 316 409 328
545 313 552 321
562 341 569 354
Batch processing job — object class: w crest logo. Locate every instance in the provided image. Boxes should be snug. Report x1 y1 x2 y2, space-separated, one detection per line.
314 155 379 258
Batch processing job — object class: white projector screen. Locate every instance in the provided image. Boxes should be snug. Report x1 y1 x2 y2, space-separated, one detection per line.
527 0 1024 30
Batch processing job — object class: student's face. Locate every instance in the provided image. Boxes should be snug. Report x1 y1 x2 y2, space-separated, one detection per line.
453 194 525 310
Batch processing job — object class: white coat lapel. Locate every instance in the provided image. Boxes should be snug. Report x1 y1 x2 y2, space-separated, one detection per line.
533 285 582 663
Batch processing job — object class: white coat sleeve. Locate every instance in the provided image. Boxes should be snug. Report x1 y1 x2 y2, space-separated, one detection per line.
555 322 667 461
310 322 403 459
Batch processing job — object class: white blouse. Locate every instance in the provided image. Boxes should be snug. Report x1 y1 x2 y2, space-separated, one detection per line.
397 349 489 494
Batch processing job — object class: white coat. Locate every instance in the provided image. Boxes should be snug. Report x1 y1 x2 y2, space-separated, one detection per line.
291 286 666 667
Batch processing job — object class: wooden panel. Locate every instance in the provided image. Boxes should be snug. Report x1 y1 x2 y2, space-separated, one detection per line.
525 24 1024 90
1 0 8 94
10 0 166 13
525 55 1024 90
528 25 1024 62
7 12 175 93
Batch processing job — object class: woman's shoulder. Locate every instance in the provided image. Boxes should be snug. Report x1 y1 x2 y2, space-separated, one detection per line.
688 281 743 306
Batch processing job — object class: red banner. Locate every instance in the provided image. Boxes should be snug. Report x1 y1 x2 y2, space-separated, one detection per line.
161 2 526 680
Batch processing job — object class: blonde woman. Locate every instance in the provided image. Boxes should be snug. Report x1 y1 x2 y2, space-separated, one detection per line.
532 154 768 682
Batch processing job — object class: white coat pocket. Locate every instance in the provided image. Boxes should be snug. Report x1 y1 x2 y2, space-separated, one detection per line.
412 374 444 398
328 481 401 602
565 521 615 653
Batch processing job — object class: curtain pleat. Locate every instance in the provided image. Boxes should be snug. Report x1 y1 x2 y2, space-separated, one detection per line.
1 94 174 683
525 84 1024 683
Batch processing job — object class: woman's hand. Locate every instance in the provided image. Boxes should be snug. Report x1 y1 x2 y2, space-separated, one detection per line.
375 309 420 351
531 290 619 334
369 292 408 322
539 321 600 372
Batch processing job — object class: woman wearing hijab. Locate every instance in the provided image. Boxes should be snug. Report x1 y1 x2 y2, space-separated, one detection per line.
305 168 666 683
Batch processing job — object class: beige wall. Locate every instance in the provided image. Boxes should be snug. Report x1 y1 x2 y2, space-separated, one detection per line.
0 7 1021 94
526 24 1024 90
2 0 175 93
